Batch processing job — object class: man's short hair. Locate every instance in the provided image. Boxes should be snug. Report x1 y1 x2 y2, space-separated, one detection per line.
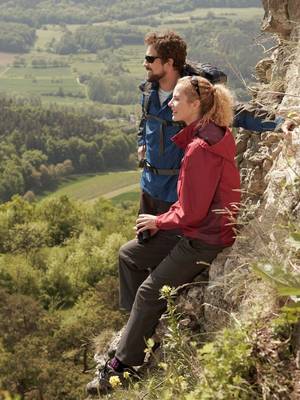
144 31 187 73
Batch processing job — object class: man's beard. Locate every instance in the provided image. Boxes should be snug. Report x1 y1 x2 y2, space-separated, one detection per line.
146 69 166 82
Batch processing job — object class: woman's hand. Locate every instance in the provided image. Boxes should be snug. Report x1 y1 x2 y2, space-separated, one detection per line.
136 214 159 236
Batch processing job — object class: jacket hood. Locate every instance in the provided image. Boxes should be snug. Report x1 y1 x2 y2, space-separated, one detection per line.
172 121 236 163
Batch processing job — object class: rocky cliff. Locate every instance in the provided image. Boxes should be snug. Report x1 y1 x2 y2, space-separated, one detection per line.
192 0 300 396
202 0 300 330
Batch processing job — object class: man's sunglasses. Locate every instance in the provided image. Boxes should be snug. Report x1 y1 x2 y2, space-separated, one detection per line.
144 55 161 63
190 76 201 97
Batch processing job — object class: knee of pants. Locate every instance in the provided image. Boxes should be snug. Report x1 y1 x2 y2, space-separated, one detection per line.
119 241 132 262
134 276 165 309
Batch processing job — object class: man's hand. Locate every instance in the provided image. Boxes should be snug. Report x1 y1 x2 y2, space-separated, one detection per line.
138 145 146 161
136 214 158 236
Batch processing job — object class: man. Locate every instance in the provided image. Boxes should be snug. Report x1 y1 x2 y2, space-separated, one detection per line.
137 31 188 219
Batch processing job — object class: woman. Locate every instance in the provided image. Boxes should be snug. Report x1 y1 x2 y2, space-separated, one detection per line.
136 76 240 246
87 76 240 395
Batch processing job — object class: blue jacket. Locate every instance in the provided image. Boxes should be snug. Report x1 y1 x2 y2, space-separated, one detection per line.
139 82 283 203
139 82 183 203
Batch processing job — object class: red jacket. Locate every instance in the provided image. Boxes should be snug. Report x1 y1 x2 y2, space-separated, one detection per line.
155 120 241 247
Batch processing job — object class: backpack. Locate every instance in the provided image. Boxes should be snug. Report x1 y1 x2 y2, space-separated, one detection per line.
182 61 227 84
138 62 227 174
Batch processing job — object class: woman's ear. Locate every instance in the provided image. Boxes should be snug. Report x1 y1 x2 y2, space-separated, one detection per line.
192 98 201 111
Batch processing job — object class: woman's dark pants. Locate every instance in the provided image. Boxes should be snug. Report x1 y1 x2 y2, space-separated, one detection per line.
115 233 224 366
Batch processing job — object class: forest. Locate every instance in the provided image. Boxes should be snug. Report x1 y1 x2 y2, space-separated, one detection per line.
0 22 36 52
0 194 136 399
0 96 136 202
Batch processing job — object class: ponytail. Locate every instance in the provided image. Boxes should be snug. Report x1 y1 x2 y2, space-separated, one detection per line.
202 83 234 127
178 76 234 127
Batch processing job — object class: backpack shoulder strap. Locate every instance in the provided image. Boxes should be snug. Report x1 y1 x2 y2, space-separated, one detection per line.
137 81 153 144
139 80 152 116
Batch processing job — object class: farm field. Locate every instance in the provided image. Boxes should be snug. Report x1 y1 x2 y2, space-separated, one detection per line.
34 26 64 50
162 6 263 24
0 7 263 108
110 189 140 205
43 170 141 202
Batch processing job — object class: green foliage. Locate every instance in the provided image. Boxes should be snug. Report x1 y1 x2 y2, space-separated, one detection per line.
0 391 21 400
0 255 42 297
0 22 36 52
191 329 253 399
183 18 271 100
37 195 83 245
0 161 25 202
6 221 50 253
88 75 139 105
0 194 135 399
53 32 79 54
55 25 143 54
0 96 136 201
253 261 300 296
252 225 300 331
153 287 254 400
120 286 293 400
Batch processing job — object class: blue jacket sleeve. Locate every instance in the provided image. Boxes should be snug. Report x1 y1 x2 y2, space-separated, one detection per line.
233 106 284 133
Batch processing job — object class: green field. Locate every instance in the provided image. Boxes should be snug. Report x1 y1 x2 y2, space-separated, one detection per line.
115 45 145 75
0 6 263 108
111 190 140 205
163 6 263 24
44 170 141 202
0 65 84 97
34 26 64 50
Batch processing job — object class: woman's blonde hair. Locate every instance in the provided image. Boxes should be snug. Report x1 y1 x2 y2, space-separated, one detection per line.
177 76 234 127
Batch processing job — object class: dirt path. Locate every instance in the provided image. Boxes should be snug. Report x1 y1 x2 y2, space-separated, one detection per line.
76 76 88 97
0 67 10 77
102 183 139 199
87 183 139 202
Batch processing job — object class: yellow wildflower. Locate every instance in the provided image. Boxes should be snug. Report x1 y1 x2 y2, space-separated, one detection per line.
160 285 172 297
123 371 130 379
109 375 122 388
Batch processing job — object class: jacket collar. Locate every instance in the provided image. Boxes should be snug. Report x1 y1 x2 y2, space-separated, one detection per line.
172 120 199 150
173 120 236 162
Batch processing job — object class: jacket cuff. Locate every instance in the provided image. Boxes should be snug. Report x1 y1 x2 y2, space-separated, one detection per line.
155 217 162 228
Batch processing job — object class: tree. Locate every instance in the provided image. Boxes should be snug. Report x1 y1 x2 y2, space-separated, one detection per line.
38 195 82 245
0 161 25 202
6 221 50 254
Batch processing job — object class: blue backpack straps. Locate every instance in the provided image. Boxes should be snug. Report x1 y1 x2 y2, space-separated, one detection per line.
138 80 184 156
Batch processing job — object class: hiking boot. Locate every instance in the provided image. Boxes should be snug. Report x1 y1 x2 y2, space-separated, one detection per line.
86 360 140 396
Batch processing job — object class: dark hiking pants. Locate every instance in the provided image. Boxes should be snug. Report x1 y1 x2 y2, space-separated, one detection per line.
139 190 174 215
116 236 224 366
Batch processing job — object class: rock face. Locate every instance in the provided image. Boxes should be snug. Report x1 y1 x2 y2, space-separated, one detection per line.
261 0 300 37
201 0 300 334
